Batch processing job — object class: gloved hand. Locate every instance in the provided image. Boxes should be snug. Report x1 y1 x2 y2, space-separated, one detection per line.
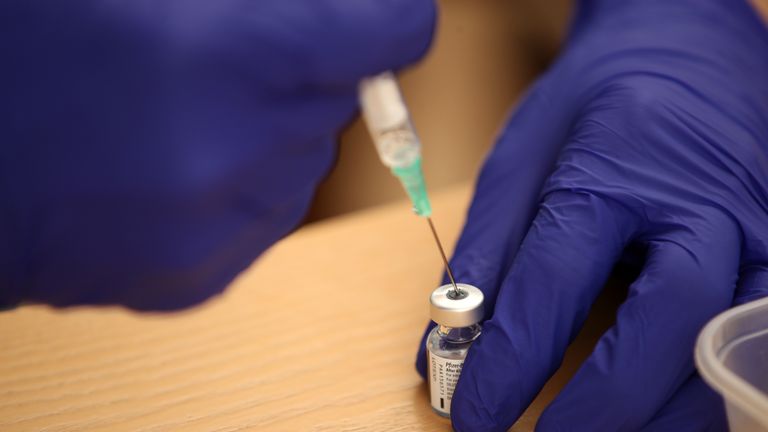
416 0 768 430
0 0 436 310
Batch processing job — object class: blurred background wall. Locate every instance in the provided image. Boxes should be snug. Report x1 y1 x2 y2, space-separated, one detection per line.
307 0 571 221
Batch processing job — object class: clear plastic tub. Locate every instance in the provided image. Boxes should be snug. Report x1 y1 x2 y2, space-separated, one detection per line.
696 296 768 431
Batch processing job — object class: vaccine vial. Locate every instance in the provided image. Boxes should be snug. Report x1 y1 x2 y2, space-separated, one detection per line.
426 283 484 417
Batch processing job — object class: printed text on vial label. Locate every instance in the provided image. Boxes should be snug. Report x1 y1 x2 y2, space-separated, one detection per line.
429 353 463 415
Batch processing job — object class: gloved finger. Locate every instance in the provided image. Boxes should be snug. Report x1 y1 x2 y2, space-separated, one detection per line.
638 260 768 430
449 83 579 307
639 265 768 431
450 191 637 431
537 212 740 431
246 0 438 88
734 263 768 305
639 373 727 432
415 83 578 379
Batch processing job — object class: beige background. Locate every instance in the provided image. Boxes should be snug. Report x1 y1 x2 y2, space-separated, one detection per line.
308 0 571 221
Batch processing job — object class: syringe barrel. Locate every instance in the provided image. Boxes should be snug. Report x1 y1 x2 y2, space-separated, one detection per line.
359 72 421 169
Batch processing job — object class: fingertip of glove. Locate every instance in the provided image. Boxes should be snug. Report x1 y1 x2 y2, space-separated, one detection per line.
355 0 438 74
404 0 439 65
450 358 509 432
451 389 502 432
415 351 428 380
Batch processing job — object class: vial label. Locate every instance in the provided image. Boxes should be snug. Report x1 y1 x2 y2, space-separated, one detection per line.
428 351 464 415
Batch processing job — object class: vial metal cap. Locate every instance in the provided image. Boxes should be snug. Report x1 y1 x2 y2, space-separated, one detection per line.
429 283 484 328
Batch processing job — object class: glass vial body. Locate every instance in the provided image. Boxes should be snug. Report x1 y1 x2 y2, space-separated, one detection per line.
426 323 481 417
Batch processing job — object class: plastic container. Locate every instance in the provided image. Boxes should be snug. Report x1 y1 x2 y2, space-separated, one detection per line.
695 296 768 431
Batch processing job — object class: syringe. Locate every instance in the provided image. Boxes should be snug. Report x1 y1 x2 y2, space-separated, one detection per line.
359 72 460 294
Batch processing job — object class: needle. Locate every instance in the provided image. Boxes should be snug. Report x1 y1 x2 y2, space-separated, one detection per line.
358 73 459 296
426 217 460 295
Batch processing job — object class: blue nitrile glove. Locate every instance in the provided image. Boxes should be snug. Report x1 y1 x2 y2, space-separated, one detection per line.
0 0 436 310
415 0 768 430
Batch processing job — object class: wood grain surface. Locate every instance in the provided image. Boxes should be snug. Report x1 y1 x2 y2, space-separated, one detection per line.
0 184 621 431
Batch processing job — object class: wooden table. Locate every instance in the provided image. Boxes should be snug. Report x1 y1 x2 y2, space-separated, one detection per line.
0 184 621 431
